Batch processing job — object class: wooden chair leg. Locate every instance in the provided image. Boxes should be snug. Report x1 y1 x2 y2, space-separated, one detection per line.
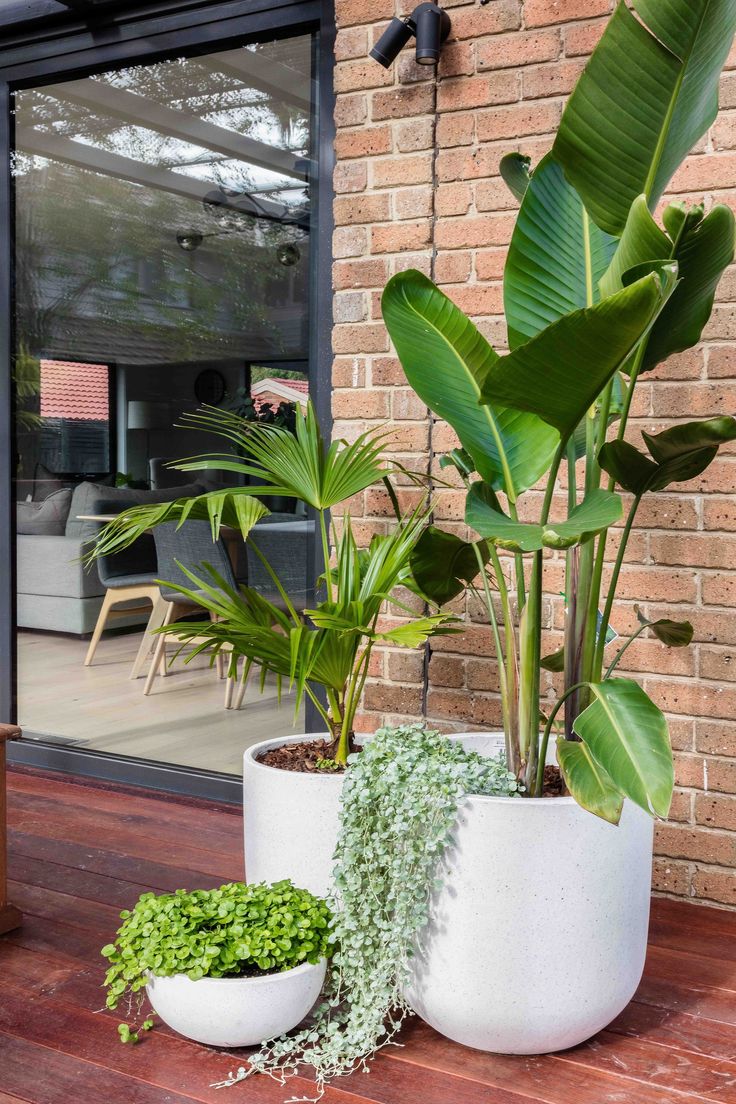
130 593 167 680
234 662 251 710
143 602 175 696
84 589 115 666
224 661 236 709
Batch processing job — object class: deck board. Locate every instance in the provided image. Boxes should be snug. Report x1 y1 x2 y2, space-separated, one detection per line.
3 765 735 1104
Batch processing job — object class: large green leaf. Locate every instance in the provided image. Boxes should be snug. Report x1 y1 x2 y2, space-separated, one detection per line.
553 0 736 235
499 152 532 203
600 416 736 494
601 200 734 371
479 266 677 439
504 154 617 348
557 738 624 824
381 270 558 501
410 526 489 606
466 485 622 553
573 678 674 818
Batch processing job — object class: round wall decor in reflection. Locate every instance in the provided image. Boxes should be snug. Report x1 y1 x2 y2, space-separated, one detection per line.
194 369 226 405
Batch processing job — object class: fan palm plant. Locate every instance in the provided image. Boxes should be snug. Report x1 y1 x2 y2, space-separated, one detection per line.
90 403 456 766
382 0 736 821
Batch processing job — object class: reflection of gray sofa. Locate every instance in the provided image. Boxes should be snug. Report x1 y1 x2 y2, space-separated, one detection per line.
17 481 204 635
17 481 315 635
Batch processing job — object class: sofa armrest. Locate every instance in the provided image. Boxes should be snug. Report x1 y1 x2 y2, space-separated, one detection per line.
17 534 104 599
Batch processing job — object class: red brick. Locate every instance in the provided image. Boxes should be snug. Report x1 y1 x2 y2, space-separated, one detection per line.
334 91 368 128
435 213 515 249
692 867 736 907
334 193 390 226
372 83 435 121
435 182 472 216
335 0 394 27
438 72 519 113
332 386 390 418
522 58 586 99
695 793 736 831
563 17 607 56
476 100 561 141
434 252 472 283
334 125 392 160
371 220 431 253
333 257 388 289
373 153 433 187
436 111 476 148
477 29 561 71
334 160 368 194
525 0 612 28
450 2 521 39
333 323 389 355
335 25 369 61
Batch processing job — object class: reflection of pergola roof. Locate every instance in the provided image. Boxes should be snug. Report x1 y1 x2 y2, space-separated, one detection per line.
40 359 109 421
44 313 304 367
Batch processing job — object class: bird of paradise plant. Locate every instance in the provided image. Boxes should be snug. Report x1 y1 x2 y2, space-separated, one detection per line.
90 403 457 766
382 0 736 821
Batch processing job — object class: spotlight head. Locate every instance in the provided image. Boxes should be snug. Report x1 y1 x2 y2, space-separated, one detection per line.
370 16 413 68
176 231 203 252
369 5 451 69
413 3 451 64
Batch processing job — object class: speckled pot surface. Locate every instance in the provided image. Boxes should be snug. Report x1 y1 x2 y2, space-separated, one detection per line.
145 959 326 1047
406 734 654 1054
243 734 346 897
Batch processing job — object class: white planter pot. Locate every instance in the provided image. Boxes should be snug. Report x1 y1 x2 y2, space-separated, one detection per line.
243 734 347 897
406 734 654 1054
145 959 326 1047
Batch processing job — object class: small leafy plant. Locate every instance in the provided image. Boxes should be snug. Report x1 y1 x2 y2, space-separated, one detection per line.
217 725 519 1097
101 880 333 1043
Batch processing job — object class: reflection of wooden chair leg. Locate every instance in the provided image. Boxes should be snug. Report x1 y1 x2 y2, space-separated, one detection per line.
234 661 251 710
130 593 168 679
84 590 115 666
143 602 176 696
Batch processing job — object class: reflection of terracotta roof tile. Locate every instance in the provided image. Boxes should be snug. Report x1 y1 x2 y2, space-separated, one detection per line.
270 378 309 394
40 360 109 422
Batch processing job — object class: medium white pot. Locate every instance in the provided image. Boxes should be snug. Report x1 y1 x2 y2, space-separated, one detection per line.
145 959 326 1047
243 734 347 897
406 733 654 1054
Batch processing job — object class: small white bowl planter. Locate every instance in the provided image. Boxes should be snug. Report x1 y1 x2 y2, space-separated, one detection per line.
243 733 349 897
405 733 654 1055
145 959 327 1048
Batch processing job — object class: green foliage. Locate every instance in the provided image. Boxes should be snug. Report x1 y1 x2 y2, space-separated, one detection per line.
216 725 520 1097
553 0 736 235
381 0 736 815
90 402 456 764
101 880 333 1042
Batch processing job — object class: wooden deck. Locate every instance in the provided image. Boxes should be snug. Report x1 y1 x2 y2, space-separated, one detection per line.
2 767 735 1104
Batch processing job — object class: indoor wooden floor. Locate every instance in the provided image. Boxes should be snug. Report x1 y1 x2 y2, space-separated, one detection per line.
2 767 736 1104
17 630 301 775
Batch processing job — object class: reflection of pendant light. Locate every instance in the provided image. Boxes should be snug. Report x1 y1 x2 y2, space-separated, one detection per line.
276 242 300 267
176 230 203 252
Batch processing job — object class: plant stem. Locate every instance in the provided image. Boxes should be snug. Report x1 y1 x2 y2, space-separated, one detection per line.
521 440 565 791
604 623 647 679
594 493 643 675
507 501 526 610
319 509 334 604
473 543 516 773
535 680 588 796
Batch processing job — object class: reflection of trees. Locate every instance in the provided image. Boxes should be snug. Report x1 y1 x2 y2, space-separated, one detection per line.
14 158 309 366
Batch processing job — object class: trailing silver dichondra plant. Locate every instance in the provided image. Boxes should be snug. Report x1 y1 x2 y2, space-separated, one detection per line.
216 725 519 1100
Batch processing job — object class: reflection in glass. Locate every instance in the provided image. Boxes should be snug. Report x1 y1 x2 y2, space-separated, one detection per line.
13 36 315 775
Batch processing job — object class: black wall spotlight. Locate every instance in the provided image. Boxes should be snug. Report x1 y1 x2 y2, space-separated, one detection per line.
370 3 451 68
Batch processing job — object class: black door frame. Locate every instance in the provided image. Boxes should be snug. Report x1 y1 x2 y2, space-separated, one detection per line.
1 0 335 801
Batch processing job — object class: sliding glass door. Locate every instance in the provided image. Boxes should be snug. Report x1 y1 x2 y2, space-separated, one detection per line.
6 3 331 796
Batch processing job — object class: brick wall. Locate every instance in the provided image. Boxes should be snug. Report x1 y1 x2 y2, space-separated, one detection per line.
331 0 736 908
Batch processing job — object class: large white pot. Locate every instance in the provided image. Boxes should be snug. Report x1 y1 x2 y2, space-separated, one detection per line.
145 959 326 1047
243 734 346 897
406 734 654 1054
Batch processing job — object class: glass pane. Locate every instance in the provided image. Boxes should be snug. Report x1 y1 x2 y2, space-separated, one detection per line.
13 34 315 775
